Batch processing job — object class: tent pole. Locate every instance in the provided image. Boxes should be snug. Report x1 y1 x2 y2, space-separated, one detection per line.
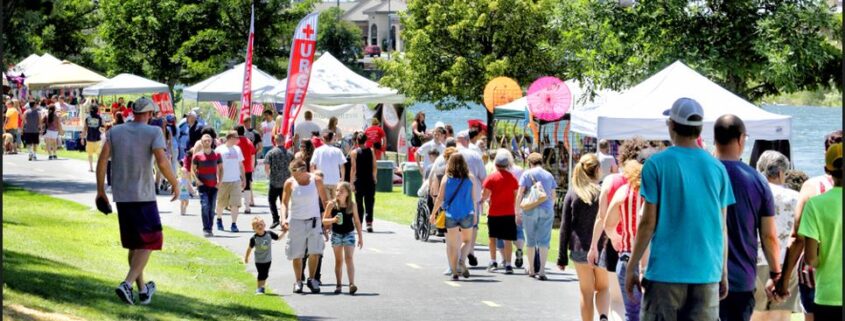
566 131 574 190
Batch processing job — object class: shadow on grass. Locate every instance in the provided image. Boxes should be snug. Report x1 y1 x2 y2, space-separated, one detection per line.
4 250 295 321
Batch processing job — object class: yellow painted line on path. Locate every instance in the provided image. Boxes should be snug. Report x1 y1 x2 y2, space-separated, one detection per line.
444 281 461 287
482 301 501 307
406 263 421 269
369 248 383 253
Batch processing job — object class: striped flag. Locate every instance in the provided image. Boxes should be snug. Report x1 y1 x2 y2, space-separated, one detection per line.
214 101 264 120
239 2 256 125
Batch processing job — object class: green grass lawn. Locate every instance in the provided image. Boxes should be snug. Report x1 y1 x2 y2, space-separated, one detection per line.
2 184 296 321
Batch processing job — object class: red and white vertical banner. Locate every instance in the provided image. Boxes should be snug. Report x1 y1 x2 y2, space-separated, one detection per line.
239 3 256 125
280 12 319 148
152 92 174 115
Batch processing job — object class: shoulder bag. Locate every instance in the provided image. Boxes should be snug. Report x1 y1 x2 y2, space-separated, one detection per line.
520 173 548 211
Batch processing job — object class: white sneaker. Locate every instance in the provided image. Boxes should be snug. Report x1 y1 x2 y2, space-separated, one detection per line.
138 281 156 305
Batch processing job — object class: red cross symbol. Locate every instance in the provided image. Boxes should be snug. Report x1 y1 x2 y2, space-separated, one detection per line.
302 24 315 39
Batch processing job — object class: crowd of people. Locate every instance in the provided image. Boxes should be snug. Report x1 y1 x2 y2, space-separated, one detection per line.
8 92 837 319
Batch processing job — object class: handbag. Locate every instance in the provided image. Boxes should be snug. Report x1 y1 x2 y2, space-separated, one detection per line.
435 210 446 229
417 177 430 197
520 174 548 211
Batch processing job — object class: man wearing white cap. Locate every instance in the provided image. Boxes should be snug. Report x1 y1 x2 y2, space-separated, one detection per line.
625 97 735 320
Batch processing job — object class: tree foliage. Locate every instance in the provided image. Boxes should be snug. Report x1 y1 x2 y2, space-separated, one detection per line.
317 7 364 71
95 0 313 90
377 0 561 108
2 0 98 67
381 0 842 107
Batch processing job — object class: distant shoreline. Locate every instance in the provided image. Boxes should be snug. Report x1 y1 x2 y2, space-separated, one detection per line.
762 103 843 108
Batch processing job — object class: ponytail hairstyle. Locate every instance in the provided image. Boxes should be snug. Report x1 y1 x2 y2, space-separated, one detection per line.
572 153 600 204
47 105 57 125
622 160 644 192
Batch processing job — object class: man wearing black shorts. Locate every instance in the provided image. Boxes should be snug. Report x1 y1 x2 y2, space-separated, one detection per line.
481 151 520 274
96 97 179 305
21 101 43 161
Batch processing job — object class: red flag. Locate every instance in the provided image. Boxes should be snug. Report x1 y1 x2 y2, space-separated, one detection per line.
280 12 319 148
239 3 256 125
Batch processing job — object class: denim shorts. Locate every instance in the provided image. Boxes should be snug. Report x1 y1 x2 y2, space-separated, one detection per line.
523 207 554 248
446 214 474 229
331 231 356 247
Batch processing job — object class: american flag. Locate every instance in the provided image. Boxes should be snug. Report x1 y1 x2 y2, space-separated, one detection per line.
212 101 265 120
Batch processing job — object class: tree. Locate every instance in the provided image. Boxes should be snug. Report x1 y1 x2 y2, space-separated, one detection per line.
2 0 97 67
318 7 364 71
97 0 313 90
377 0 561 108
554 0 842 102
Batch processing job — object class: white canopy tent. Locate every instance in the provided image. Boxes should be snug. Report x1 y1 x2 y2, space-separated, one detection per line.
24 60 107 90
262 52 405 105
570 61 792 141
83 73 169 96
13 54 42 74
183 63 283 102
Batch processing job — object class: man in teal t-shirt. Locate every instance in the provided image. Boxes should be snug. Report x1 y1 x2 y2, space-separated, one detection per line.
625 98 735 320
797 143 842 320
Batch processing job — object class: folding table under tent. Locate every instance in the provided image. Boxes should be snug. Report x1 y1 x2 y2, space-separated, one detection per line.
24 60 107 90
82 73 169 96
569 60 792 142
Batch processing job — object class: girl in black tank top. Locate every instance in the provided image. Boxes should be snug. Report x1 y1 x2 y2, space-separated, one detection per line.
320 182 363 294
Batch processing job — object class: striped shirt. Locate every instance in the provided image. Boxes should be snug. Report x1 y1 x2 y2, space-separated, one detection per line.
618 184 643 253
192 151 221 188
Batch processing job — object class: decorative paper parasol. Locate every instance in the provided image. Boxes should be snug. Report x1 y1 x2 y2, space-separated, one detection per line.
527 76 562 95
527 82 572 122
483 77 523 113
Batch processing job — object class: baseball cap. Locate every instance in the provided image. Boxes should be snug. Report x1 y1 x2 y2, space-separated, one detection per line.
434 121 446 129
456 130 470 139
165 114 176 123
824 143 842 172
663 98 704 126
133 97 158 113
494 152 510 167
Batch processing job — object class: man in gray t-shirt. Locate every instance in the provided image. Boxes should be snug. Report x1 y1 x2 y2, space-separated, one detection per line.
95 97 179 306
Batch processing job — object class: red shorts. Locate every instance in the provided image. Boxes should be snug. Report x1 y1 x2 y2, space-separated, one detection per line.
116 202 163 250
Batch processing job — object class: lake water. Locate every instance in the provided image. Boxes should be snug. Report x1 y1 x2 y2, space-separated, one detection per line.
407 103 842 177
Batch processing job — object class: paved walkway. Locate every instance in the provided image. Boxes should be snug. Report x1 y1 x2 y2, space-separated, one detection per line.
4 153 590 320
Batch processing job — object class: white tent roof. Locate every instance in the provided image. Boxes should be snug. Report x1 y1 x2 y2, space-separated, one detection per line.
14 54 42 73
263 52 405 105
571 61 791 141
182 63 282 102
494 80 621 121
83 73 169 96
24 60 107 90
12 53 63 77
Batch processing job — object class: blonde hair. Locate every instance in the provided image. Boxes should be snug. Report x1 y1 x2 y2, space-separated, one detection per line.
622 160 643 191
251 217 265 230
443 147 458 161
572 153 600 204
333 182 355 213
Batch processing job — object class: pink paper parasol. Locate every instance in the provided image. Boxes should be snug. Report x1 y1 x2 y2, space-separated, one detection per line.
527 82 572 122
527 76 563 95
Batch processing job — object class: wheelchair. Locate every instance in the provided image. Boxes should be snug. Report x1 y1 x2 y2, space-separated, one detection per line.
411 194 440 242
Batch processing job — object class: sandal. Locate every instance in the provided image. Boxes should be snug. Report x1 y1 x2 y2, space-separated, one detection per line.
349 284 358 295
537 274 548 281
334 286 342 294
451 274 459 281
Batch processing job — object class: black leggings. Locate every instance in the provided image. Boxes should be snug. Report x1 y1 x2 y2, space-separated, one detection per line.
256 261 271 281
355 184 375 224
268 186 284 223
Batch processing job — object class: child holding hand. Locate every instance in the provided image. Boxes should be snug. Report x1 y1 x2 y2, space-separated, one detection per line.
244 217 281 294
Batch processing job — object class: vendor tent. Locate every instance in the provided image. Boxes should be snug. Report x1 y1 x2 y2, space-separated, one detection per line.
13 54 42 74
25 60 107 90
83 73 169 96
571 61 791 141
263 52 405 105
182 63 283 102
494 80 620 121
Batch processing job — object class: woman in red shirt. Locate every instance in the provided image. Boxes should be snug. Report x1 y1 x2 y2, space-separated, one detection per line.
364 118 386 160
